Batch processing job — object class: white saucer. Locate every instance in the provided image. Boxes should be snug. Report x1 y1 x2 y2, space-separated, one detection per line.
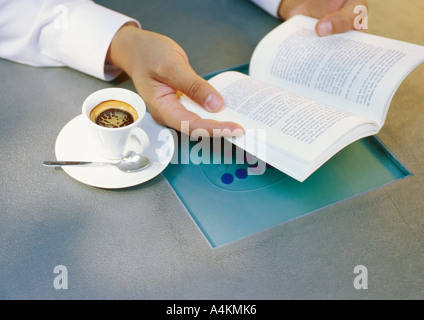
55 113 175 189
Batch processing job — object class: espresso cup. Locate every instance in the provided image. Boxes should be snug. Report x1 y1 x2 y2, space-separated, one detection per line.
82 88 150 159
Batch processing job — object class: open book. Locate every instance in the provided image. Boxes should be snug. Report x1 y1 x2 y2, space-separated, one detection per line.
181 15 424 182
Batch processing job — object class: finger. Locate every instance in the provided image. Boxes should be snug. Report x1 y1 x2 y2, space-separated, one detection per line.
308 0 345 18
316 0 368 36
156 57 225 113
151 93 244 137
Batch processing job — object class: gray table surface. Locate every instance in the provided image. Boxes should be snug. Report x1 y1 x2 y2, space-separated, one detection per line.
1 0 424 299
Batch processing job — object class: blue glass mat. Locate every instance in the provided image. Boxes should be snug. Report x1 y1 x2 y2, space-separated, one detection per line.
161 65 412 248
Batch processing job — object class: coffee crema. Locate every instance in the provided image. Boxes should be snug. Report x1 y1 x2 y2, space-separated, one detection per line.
90 100 138 128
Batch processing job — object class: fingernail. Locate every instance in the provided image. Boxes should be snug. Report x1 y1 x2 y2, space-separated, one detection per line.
231 128 245 137
317 20 333 36
212 126 244 137
225 126 245 137
205 93 223 112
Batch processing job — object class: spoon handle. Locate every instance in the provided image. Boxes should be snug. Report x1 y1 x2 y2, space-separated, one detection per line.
43 161 113 167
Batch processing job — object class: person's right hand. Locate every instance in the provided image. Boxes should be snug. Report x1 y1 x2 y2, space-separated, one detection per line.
107 23 244 137
278 0 368 36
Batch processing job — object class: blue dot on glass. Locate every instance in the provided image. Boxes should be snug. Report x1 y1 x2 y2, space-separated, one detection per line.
221 173 234 184
235 168 248 179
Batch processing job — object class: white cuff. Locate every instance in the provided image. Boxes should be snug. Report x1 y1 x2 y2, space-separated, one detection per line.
250 0 281 18
39 1 140 81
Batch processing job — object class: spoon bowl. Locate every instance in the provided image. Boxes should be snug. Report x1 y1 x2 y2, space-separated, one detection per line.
114 152 151 172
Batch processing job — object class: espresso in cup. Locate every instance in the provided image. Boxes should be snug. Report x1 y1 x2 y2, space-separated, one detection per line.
90 100 138 128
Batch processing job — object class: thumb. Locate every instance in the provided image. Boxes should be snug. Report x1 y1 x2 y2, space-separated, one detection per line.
165 61 224 113
315 1 368 36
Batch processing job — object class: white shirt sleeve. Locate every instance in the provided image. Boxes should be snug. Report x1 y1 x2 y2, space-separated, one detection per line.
0 0 140 80
249 0 281 18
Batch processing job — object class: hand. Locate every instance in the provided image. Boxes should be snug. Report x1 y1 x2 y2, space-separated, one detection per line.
278 0 368 36
107 23 243 137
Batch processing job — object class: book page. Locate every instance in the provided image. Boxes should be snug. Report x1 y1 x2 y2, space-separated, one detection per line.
250 15 424 127
182 71 376 163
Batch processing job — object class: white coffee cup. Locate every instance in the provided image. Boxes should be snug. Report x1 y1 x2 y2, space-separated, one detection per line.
82 88 150 159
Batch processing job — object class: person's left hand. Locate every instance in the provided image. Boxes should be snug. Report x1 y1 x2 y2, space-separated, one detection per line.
107 23 244 137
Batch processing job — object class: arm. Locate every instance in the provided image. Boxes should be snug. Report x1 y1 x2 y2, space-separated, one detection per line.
249 0 282 17
0 0 136 80
0 0 242 136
